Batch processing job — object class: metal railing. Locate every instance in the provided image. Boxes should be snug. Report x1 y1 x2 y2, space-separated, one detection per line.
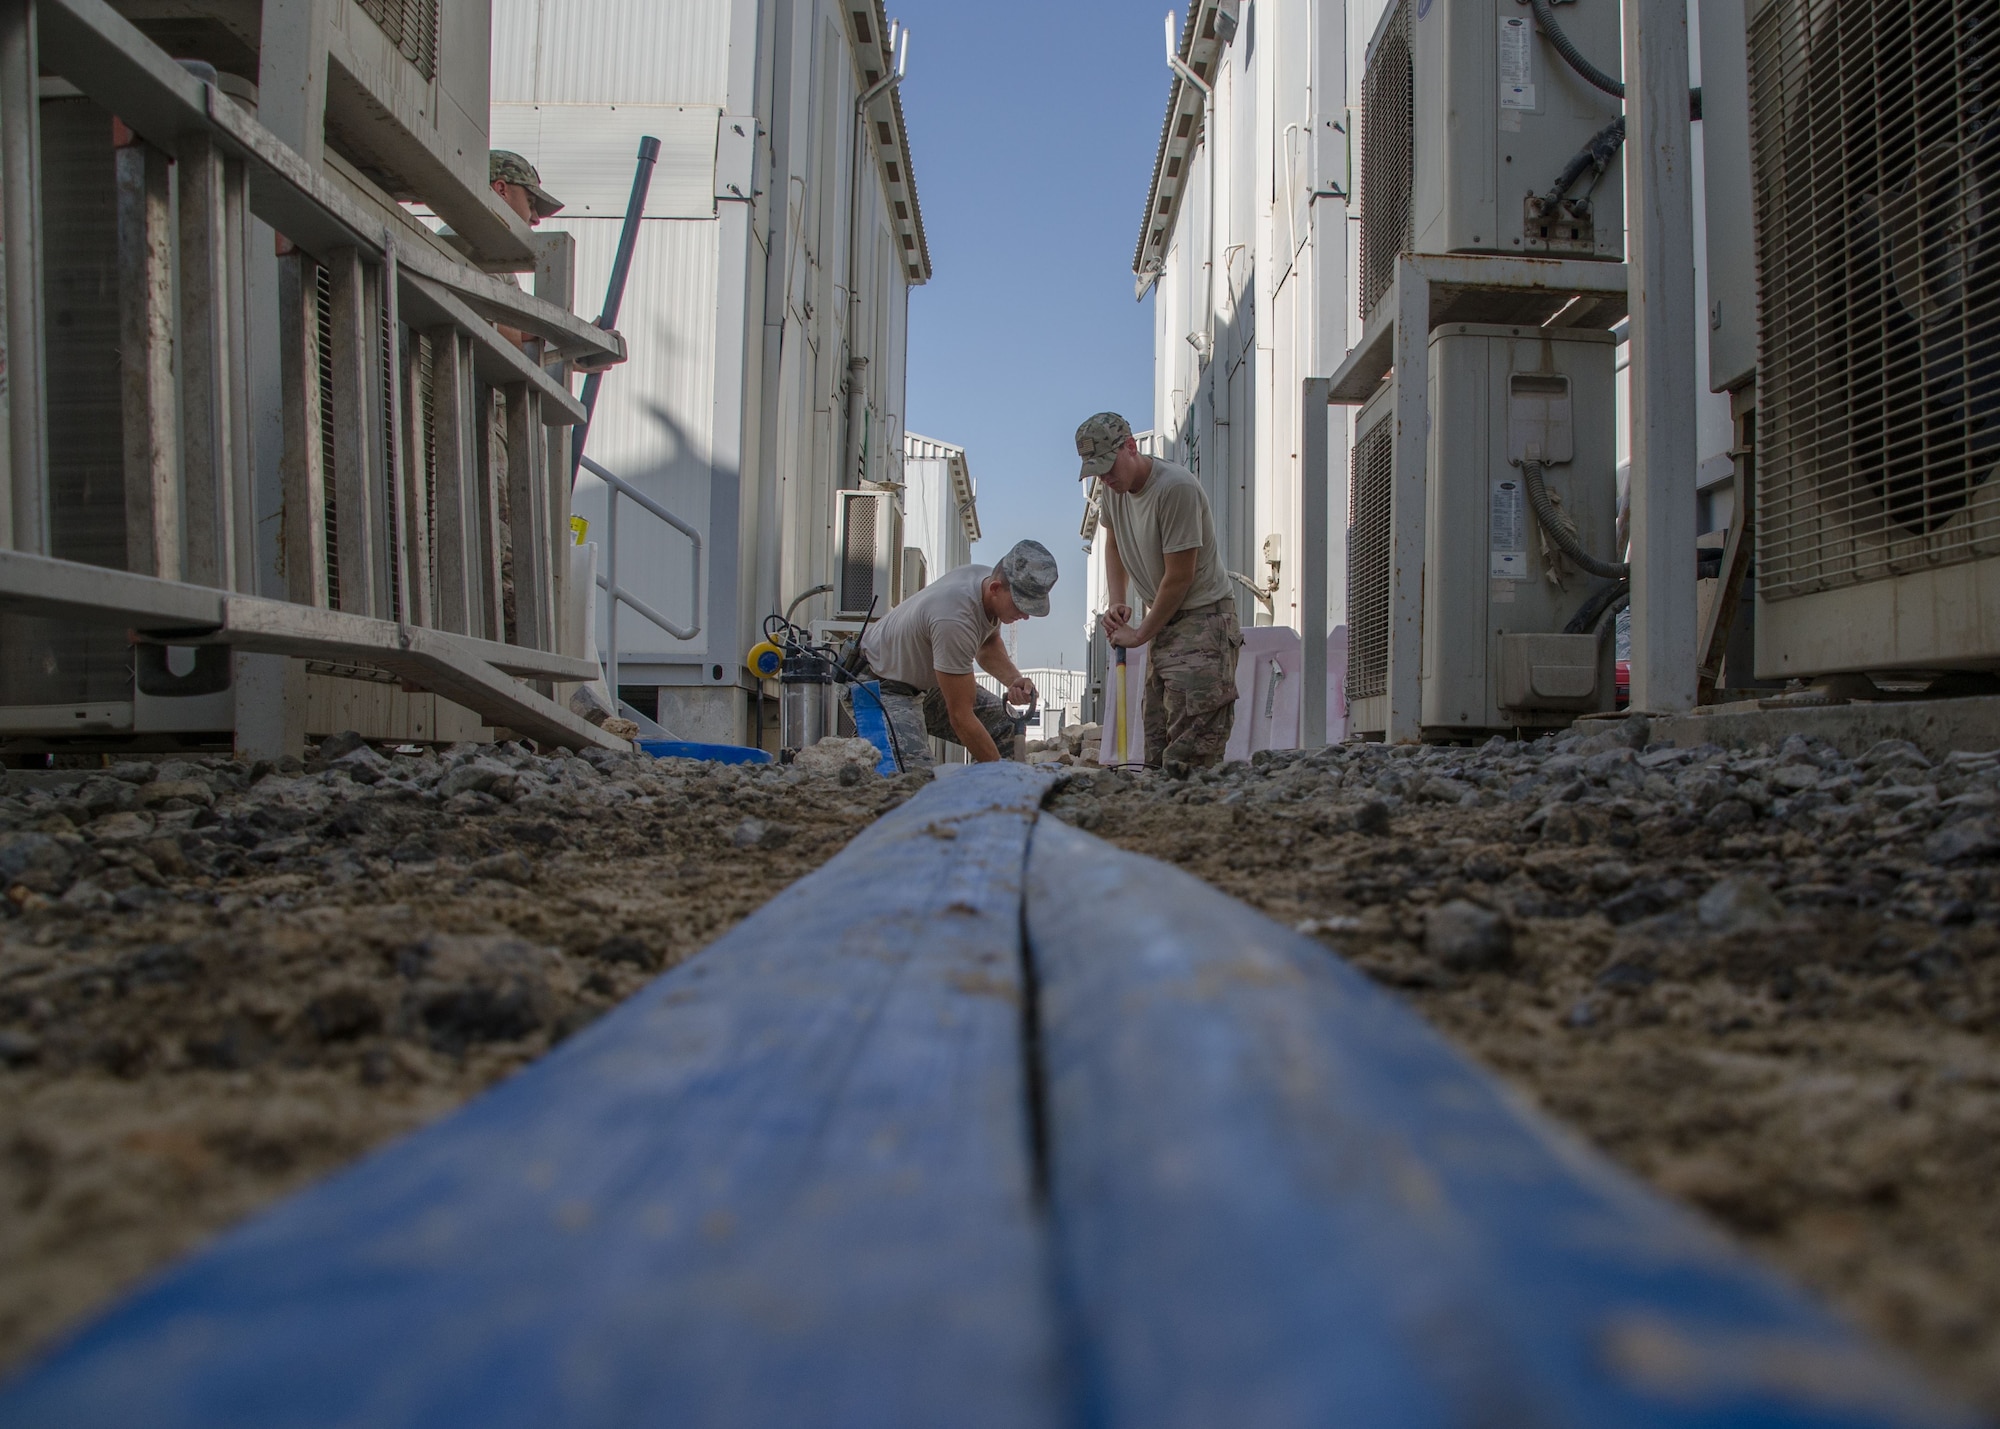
579 455 701 707
0 0 629 752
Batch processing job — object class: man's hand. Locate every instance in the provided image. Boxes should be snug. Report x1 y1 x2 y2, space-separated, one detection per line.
1102 603 1135 638
1108 624 1147 650
1007 675 1038 707
936 670 1002 762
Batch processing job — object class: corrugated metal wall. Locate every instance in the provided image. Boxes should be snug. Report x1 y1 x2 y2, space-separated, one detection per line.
902 437 973 584
763 1 914 638
1144 0 1352 639
492 0 733 666
563 220 721 652
493 0 918 687
492 0 733 106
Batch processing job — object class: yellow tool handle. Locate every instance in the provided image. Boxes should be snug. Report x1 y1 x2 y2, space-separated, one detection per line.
1114 661 1128 763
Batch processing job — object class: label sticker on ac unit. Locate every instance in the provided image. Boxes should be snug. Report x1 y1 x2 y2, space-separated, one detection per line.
1491 477 1528 578
1499 15 1537 109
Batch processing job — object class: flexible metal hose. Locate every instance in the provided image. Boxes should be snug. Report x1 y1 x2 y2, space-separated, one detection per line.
1526 0 1624 97
1595 588 1631 640
783 583 833 627
1524 0 1702 116
1520 459 1630 580
1564 578 1630 635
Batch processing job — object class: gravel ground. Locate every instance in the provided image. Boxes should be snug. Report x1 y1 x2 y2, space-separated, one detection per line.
0 736 908 1375
6 720 1997 1413
1048 718 2000 1417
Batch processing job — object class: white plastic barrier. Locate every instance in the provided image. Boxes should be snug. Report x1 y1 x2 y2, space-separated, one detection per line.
1099 624 1349 767
1225 628 1304 764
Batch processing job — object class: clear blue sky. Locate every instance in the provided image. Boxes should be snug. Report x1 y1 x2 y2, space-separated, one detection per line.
894 1 1168 670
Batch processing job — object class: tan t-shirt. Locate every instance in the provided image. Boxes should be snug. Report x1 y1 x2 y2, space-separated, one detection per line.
1101 456 1233 610
860 562 997 691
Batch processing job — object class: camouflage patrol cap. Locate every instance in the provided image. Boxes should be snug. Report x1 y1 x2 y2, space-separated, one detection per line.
489 150 564 218
994 539 1059 618
1075 411 1134 480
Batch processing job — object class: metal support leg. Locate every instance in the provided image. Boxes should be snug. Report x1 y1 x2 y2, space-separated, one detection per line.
233 651 305 761
326 247 379 616
179 130 239 590
223 152 256 594
548 424 571 652
405 332 437 629
1386 257 1429 744
1623 0 1699 713
1300 377 1330 747
1697 387 1756 702
505 384 552 650
428 327 473 635
534 232 575 656
0 0 46 553
277 249 328 606
384 238 428 624
115 132 178 578
475 380 506 641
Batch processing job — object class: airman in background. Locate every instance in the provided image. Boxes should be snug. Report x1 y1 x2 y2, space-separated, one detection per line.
1078 411 1242 773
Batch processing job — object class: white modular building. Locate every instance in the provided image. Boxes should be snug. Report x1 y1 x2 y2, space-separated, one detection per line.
901 432 980 592
491 0 931 743
1107 0 1354 644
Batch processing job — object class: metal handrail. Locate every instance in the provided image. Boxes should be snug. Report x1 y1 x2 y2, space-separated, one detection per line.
580 455 700 707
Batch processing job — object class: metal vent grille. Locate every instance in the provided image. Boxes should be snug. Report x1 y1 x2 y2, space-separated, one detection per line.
314 262 341 610
1752 0 2000 600
1359 0 1414 325
839 493 883 615
356 0 440 80
1347 415 1395 701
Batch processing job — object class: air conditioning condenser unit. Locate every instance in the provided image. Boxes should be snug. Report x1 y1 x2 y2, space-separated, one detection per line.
1347 324 1621 738
835 489 904 620
1359 0 1627 323
1747 0 2000 680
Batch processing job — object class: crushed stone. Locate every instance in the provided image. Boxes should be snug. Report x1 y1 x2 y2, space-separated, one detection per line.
0 738 914 1372
1048 720 2000 1415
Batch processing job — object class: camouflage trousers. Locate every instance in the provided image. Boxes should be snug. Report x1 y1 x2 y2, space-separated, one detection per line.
852 673 1018 773
1144 599 1243 771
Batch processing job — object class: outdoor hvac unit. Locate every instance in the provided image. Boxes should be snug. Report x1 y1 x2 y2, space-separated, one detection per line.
1748 0 2000 679
0 94 238 745
324 0 492 210
108 0 505 255
835 490 904 620
1347 325 1620 738
1359 0 1626 321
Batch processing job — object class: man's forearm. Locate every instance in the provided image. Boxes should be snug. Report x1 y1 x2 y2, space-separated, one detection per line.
951 708 1002 761
1135 571 1195 640
975 635 1021 685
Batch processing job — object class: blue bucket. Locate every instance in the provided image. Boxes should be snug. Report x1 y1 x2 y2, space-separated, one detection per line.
638 740 773 766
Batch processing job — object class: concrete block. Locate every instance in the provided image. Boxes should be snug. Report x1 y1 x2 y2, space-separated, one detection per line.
1649 694 2000 761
